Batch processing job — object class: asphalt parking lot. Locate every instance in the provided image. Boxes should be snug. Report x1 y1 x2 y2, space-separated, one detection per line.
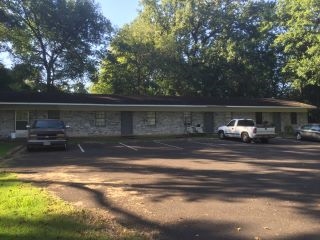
4 137 320 240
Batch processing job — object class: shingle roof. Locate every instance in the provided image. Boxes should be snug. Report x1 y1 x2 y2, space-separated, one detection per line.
0 91 316 108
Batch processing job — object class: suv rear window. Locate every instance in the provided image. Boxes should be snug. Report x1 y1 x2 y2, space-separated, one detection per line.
238 120 255 127
32 120 65 129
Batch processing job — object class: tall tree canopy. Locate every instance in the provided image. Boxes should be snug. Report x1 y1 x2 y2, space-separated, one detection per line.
275 0 320 91
0 63 40 91
0 0 112 92
92 0 278 97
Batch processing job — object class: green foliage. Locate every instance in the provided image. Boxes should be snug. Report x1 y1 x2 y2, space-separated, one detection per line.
0 0 112 92
275 0 320 90
0 63 11 90
2 0 319 98
284 125 294 135
0 173 97 240
0 142 19 157
0 63 41 91
93 0 279 97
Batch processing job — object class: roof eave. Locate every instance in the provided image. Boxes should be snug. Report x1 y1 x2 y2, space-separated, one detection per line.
0 102 316 112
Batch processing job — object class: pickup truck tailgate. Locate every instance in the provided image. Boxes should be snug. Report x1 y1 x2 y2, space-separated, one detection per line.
256 127 275 135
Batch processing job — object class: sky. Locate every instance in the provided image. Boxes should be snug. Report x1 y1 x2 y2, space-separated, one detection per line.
96 0 141 27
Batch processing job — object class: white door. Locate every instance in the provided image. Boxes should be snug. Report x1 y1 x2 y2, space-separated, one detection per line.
15 110 29 138
225 119 236 137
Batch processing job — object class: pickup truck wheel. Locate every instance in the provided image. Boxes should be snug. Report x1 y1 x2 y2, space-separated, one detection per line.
296 133 302 140
241 132 251 143
218 131 225 139
261 138 269 144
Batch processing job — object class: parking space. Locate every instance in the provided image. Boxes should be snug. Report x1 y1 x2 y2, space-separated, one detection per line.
72 137 313 160
75 137 245 154
5 137 320 240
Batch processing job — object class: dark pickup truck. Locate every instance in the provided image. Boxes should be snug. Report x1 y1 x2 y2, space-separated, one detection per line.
26 119 69 151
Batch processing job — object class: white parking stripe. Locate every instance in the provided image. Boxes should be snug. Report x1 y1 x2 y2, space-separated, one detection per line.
78 144 85 153
153 140 183 150
119 142 138 151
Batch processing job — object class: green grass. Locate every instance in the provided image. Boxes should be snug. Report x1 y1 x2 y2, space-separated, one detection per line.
0 172 145 240
0 142 20 158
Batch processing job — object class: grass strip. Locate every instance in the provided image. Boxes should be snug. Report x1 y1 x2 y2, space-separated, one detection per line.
0 172 145 240
0 142 20 158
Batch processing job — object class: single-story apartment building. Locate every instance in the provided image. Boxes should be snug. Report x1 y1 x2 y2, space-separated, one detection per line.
0 91 316 138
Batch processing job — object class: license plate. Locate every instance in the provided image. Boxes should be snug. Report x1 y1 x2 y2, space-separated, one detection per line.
43 141 51 146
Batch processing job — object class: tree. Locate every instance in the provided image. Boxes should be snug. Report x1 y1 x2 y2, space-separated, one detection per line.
0 63 11 90
0 0 112 92
91 20 164 95
275 0 320 91
93 0 278 97
0 63 40 91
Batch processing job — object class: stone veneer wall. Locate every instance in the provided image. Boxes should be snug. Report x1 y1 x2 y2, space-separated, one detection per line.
214 112 257 130
280 112 308 132
61 111 121 137
0 110 15 138
29 110 48 123
133 112 186 135
0 109 310 138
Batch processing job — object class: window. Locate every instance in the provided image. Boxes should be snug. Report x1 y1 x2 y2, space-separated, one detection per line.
255 112 262 125
310 125 320 131
290 112 297 124
95 112 106 127
237 120 255 127
301 125 311 130
146 112 156 126
184 112 192 126
48 110 60 119
227 120 236 127
33 119 65 129
16 111 29 130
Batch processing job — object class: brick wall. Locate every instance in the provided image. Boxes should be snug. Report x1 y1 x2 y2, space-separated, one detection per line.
0 109 310 138
133 112 185 135
62 111 121 137
0 110 15 138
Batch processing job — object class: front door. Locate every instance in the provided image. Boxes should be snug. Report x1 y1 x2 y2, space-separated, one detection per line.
15 110 29 137
121 112 133 136
225 119 237 137
203 112 214 134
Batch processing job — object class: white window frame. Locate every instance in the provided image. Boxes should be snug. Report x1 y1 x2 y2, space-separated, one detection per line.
15 110 29 131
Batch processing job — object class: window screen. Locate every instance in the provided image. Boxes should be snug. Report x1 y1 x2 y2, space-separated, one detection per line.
95 112 106 127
